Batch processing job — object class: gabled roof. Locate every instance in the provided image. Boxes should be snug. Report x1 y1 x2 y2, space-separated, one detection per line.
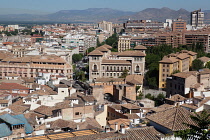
126 126 164 140
0 123 12 137
100 44 112 49
147 107 194 131
198 56 210 63
159 57 179 63
134 45 147 50
33 105 54 116
88 49 104 56
165 94 186 102
126 74 143 85
49 119 76 129
0 114 24 125
95 46 109 52
172 71 197 78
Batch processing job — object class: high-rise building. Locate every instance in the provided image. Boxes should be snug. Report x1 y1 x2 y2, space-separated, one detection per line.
191 9 204 29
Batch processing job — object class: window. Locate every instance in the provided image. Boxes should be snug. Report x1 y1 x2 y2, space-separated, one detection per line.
93 65 97 71
136 65 140 72
75 112 79 115
163 69 165 72
163 64 165 67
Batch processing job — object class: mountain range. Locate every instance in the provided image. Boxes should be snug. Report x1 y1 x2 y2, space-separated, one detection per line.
0 7 209 23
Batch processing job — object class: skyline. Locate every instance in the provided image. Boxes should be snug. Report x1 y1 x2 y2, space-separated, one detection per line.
0 0 210 14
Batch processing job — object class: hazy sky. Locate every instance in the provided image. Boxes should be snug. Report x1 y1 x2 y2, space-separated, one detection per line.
0 0 209 12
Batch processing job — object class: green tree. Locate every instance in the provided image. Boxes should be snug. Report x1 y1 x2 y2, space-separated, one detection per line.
86 47 95 54
175 110 210 140
192 59 204 71
119 69 129 78
72 54 83 63
205 61 210 69
145 93 155 100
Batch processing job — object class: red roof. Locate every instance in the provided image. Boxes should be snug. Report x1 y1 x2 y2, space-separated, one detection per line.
0 83 30 90
3 42 14 45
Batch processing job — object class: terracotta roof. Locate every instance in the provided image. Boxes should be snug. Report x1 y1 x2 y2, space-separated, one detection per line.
187 51 197 56
108 118 130 130
110 52 120 55
199 68 210 74
181 104 198 110
80 96 96 102
8 105 30 115
102 59 131 64
126 74 143 85
147 107 195 131
124 113 140 119
88 50 104 56
118 51 146 57
0 83 29 90
172 71 197 78
77 117 101 130
100 44 112 49
176 53 190 60
159 57 179 63
198 56 210 63
33 105 54 116
151 104 174 113
109 104 122 110
49 119 77 129
122 103 141 110
126 126 164 140
95 46 109 52
166 94 186 102
134 45 147 50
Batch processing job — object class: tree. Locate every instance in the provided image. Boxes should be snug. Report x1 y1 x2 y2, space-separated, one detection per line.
72 54 83 63
119 69 129 78
175 110 210 140
205 61 210 69
192 59 204 71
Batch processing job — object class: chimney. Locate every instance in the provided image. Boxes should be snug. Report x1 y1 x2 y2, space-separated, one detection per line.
76 124 79 130
115 122 118 131
120 124 125 134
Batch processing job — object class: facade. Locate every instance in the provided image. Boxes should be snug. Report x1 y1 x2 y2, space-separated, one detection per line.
0 54 72 79
98 21 113 35
124 20 164 34
166 71 198 97
159 50 197 89
191 9 204 29
118 36 131 52
172 18 186 32
88 44 146 82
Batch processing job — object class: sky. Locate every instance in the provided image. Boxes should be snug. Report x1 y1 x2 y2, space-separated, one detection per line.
0 0 210 13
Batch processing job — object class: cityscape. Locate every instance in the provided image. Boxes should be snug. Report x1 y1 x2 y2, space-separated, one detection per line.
0 1 210 140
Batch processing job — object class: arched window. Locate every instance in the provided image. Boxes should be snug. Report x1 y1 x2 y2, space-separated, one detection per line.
93 64 97 71
136 65 140 72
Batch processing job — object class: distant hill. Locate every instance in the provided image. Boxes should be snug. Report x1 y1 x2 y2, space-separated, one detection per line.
114 7 191 23
0 7 210 23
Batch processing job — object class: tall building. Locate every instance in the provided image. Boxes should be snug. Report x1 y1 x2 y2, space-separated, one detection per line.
98 21 113 35
88 44 146 82
172 18 186 32
159 50 197 89
118 36 131 52
191 9 204 29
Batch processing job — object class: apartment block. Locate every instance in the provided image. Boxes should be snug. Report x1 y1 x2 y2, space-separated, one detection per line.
159 50 197 89
88 44 146 82
191 9 204 29
0 54 72 79
172 18 186 32
118 36 131 52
